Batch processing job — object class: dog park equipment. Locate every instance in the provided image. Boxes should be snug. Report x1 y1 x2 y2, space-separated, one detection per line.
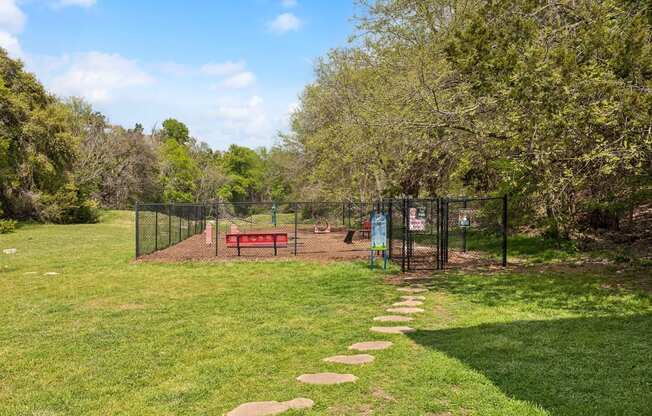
369 212 388 270
313 218 331 234
343 217 371 243
205 222 212 246
226 232 289 256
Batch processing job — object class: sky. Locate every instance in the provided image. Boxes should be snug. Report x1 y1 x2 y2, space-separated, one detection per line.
0 0 358 150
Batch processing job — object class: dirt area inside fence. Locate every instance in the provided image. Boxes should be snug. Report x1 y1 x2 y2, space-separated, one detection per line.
138 228 378 262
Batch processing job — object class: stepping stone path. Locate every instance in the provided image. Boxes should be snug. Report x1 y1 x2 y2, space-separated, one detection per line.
386 307 424 314
392 300 423 307
323 354 374 365
227 398 314 416
400 295 425 301
373 315 413 322
296 372 357 385
349 341 393 351
396 287 428 293
370 326 415 334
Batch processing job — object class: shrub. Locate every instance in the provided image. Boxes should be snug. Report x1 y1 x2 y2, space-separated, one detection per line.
0 219 17 234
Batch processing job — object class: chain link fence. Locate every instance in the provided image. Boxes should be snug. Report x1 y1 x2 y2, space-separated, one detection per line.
135 203 206 257
135 197 507 270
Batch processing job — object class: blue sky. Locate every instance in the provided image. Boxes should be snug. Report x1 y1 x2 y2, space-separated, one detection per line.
0 0 358 149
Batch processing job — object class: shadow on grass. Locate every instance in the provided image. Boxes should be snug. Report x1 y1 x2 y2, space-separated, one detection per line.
409 314 652 416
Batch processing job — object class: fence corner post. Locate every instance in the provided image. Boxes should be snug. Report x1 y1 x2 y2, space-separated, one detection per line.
502 194 508 267
294 203 298 256
135 202 140 259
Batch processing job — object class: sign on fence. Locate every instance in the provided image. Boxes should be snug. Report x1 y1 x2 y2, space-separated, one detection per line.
409 207 425 231
458 209 472 228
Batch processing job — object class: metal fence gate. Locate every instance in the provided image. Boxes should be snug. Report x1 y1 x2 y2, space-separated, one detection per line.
386 196 507 272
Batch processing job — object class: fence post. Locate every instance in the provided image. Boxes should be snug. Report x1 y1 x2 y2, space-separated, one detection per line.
388 200 393 260
401 198 408 272
294 203 298 255
436 198 440 269
219 203 220 257
462 198 467 252
502 194 508 267
178 205 181 243
135 202 140 258
154 208 158 251
168 204 172 247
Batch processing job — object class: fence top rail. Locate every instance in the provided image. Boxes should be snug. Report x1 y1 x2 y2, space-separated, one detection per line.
136 196 506 207
446 196 505 203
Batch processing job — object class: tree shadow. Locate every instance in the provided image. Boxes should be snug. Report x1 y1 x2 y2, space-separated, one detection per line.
408 315 652 415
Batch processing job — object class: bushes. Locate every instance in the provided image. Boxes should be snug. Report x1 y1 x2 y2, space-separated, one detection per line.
36 183 100 224
0 219 16 234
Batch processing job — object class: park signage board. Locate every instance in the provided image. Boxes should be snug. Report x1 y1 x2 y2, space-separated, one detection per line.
459 209 472 228
371 213 387 251
409 207 425 231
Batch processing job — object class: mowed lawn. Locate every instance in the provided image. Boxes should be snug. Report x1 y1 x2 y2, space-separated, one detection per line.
1 211 651 415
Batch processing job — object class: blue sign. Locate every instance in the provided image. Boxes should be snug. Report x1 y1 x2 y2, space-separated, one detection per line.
371 213 387 250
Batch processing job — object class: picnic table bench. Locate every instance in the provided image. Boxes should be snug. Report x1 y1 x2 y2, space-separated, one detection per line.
226 233 288 256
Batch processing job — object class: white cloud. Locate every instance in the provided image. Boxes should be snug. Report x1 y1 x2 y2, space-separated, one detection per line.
220 71 256 89
200 60 246 76
0 31 21 57
50 52 154 103
281 0 297 8
268 13 302 34
0 0 26 34
54 0 96 8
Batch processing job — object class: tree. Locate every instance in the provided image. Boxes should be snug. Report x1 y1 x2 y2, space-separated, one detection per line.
162 118 190 145
0 48 97 223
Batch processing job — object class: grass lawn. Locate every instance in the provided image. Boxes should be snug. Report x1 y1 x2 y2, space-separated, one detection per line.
1 211 650 415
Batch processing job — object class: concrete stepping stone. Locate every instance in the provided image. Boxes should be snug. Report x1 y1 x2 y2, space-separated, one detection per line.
386 307 424 314
348 341 393 351
370 326 416 334
400 295 425 301
44 272 59 276
392 300 423 307
373 315 413 322
323 354 374 365
296 372 357 385
226 398 314 416
397 287 427 293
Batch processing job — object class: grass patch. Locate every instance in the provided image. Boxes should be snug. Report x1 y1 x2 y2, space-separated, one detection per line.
1 211 650 415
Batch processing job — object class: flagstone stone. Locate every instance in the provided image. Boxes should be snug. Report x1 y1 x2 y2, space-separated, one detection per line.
396 287 428 293
370 326 415 334
373 315 413 322
348 341 393 351
392 300 423 307
400 295 425 301
386 307 424 314
323 354 374 365
226 398 314 416
296 373 357 385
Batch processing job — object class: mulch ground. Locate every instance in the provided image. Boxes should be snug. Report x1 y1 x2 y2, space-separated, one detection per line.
138 229 376 262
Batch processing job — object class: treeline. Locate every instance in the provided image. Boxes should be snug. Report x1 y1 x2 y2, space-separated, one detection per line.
281 0 652 236
0 49 294 225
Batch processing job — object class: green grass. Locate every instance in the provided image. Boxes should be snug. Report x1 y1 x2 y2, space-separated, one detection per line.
414 230 580 263
1 211 650 415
